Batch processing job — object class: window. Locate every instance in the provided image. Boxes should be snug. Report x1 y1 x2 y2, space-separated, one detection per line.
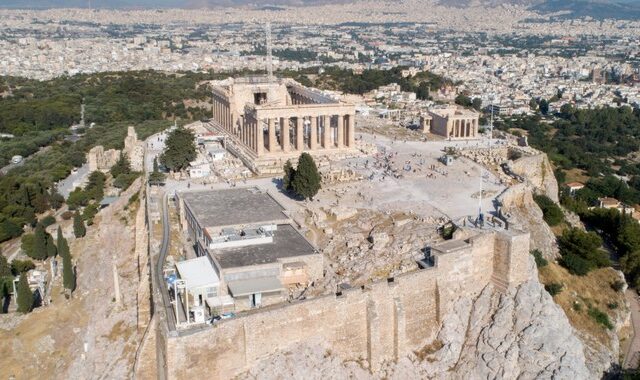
206 287 218 298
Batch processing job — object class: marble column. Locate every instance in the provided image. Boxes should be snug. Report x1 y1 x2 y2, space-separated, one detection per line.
268 118 276 152
281 117 290 152
310 116 318 150
296 117 304 151
323 115 331 148
347 115 355 148
257 119 264 156
337 115 344 148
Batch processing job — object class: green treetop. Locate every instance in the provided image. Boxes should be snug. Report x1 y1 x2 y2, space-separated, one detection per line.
160 127 196 172
291 153 321 200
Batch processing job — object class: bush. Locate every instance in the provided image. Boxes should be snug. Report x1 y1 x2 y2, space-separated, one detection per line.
611 280 625 292
61 211 74 220
11 259 35 276
531 249 548 268
558 228 609 275
561 253 593 276
533 194 564 226
40 215 56 228
588 306 613 330
607 302 619 310
573 302 583 312
114 173 139 190
545 282 563 296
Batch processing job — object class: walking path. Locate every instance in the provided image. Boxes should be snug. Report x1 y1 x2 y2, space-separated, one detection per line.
624 288 640 369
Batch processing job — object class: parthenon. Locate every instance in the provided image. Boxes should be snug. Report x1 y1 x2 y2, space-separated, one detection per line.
210 76 356 159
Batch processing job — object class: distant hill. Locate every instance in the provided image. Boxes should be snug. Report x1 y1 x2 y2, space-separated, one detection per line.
530 0 640 19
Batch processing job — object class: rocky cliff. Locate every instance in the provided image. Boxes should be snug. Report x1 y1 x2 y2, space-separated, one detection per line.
240 257 593 379
510 153 559 203
498 183 559 258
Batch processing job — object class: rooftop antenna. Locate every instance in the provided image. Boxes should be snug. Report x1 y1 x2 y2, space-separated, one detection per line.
265 22 274 82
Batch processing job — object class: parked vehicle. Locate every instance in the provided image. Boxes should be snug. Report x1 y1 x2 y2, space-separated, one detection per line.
11 155 23 164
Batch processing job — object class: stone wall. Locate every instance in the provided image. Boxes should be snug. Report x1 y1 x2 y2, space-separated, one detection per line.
164 230 531 378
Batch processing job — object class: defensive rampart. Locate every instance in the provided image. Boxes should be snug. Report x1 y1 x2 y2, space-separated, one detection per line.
164 229 531 378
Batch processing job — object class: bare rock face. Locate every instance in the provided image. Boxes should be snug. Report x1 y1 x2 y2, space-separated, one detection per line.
241 259 593 380
498 183 559 258
510 153 559 202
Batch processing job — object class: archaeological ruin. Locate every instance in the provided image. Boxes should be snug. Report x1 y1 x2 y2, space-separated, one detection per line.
209 76 357 163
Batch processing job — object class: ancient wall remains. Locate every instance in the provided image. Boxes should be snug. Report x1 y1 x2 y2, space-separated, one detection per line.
164 229 531 379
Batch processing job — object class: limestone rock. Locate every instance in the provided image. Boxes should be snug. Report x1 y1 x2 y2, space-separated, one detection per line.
498 183 559 258
510 153 559 203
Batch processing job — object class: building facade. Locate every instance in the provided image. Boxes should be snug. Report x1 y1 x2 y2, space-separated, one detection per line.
425 106 480 139
210 76 356 158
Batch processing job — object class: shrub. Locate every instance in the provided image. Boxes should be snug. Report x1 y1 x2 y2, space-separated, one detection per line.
561 253 593 276
588 306 613 330
545 282 563 296
40 215 56 228
611 280 625 292
61 211 74 220
533 194 564 226
573 302 583 312
531 249 548 268
607 302 619 310
11 259 35 276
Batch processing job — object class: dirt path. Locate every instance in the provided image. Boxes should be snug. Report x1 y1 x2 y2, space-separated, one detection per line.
624 289 640 368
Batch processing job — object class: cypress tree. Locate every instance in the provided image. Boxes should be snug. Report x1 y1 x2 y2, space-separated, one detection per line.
33 224 47 261
16 273 33 313
57 226 69 260
282 160 295 192
0 252 10 277
291 153 321 200
46 233 57 258
73 211 86 238
62 251 75 294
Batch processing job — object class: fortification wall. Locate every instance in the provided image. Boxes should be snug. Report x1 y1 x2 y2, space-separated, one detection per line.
165 230 530 378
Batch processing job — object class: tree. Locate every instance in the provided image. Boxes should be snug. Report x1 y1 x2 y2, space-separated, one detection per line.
57 226 69 259
46 233 57 258
62 250 75 295
282 160 296 192
455 94 472 108
149 157 166 185
16 273 33 313
558 228 609 275
471 97 483 111
291 153 321 200
160 127 196 172
32 224 47 261
0 253 10 277
539 98 549 115
73 211 86 238
529 98 538 110
110 151 131 179
533 194 564 226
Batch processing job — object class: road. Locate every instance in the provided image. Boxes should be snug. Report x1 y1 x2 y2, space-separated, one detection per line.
624 288 640 369
57 163 90 198
0 145 52 175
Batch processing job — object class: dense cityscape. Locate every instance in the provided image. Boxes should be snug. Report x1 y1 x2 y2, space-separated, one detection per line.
2 1 640 379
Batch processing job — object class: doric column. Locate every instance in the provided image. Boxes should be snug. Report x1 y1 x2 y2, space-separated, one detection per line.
281 117 290 152
323 115 331 148
268 118 276 152
310 116 318 150
347 115 355 148
256 119 264 156
296 117 304 151
337 115 344 148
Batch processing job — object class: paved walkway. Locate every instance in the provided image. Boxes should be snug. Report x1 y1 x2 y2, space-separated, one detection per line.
624 288 640 368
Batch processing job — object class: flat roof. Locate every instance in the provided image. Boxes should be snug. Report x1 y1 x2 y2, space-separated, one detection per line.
227 276 283 297
179 188 287 228
176 256 220 289
212 224 316 269
431 239 469 254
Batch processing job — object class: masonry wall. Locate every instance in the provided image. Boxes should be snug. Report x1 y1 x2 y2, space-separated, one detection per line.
165 230 530 378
